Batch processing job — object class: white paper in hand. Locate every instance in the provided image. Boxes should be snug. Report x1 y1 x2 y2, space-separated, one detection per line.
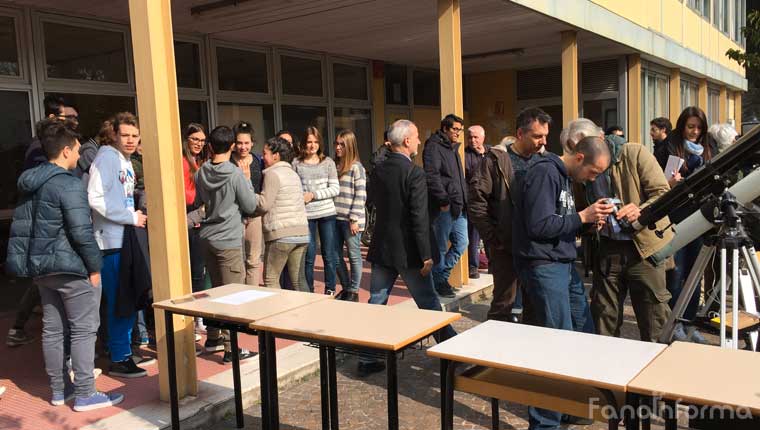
665 155 684 179
211 290 275 305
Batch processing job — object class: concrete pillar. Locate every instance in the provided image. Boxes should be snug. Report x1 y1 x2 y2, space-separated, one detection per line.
561 31 579 127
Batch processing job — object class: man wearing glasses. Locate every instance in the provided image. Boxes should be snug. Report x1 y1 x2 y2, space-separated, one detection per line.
422 113 468 298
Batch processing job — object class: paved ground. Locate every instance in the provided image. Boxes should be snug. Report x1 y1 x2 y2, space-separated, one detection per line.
219 298 682 430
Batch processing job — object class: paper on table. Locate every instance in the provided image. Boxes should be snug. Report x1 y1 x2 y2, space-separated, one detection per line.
665 155 684 178
211 290 275 305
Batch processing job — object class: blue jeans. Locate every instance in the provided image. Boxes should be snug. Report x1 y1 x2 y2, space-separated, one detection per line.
368 263 457 341
188 228 207 293
467 220 480 270
666 237 703 320
306 216 339 292
432 211 469 285
336 220 363 293
519 262 591 429
101 252 136 363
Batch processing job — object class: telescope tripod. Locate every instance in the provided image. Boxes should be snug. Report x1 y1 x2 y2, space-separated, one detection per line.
658 192 760 350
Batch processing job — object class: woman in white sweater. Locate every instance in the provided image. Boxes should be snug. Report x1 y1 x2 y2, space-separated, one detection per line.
292 127 340 294
256 137 310 291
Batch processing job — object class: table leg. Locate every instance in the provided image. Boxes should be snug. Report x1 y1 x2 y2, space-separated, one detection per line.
625 392 640 430
257 332 270 430
266 332 280 430
228 330 244 428
164 311 180 430
328 346 339 430
491 398 499 430
319 346 330 430
664 400 678 430
641 396 651 430
386 351 399 430
444 360 457 430
440 359 448 430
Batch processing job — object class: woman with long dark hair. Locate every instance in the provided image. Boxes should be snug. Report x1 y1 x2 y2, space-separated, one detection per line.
181 123 209 302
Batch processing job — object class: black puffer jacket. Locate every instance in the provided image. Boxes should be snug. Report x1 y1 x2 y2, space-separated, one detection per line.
422 130 467 218
6 163 102 278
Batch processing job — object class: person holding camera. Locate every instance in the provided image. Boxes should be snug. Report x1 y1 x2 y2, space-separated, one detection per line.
585 129 674 343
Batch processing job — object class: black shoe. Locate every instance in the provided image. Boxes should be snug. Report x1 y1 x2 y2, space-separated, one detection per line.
109 358 148 378
468 268 480 279
435 283 456 298
507 312 522 324
204 337 225 352
357 361 386 377
131 353 157 367
561 415 594 425
222 348 257 363
6 328 35 347
324 289 335 296
336 290 359 302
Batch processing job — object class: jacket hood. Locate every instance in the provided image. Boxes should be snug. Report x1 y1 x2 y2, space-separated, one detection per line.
17 162 70 195
430 129 460 150
196 160 237 191
533 152 568 178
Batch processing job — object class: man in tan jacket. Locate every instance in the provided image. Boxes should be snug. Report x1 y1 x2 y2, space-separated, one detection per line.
580 127 674 342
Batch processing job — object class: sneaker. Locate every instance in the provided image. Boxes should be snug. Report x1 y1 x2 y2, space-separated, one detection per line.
357 361 386 377
133 336 150 346
0 386 5 396
109 359 147 378
222 348 257 363
562 414 594 425
335 290 359 302
132 353 157 367
324 289 335 296
688 328 709 344
194 318 206 335
204 337 225 352
468 268 480 279
672 323 688 342
6 328 34 347
435 283 456 298
73 391 124 412
51 385 75 406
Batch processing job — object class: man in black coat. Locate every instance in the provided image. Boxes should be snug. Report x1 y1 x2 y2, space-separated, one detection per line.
423 114 468 298
362 119 456 376
464 125 489 279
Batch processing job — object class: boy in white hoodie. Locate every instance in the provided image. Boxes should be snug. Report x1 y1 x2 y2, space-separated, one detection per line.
87 112 149 378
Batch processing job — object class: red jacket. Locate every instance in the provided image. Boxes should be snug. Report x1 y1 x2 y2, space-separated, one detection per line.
183 157 196 206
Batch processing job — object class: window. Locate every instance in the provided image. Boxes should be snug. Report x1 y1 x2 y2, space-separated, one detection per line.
641 70 669 148
734 0 746 44
707 88 720 124
413 70 440 106
175 41 202 89
0 91 32 210
179 100 208 130
333 63 367 100
688 0 710 19
216 46 268 93
680 79 699 109
385 63 408 105
281 105 327 148
333 107 372 167
0 16 18 76
281 55 323 97
49 93 136 140
43 22 128 82
217 102 274 155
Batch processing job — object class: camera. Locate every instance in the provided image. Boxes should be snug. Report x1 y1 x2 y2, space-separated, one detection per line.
605 198 634 233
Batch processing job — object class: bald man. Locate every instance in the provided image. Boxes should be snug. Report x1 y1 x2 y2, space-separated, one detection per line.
464 125 489 278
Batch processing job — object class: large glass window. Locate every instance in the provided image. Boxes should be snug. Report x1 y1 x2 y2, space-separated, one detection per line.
0 91 32 210
641 71 669 148
735 0 746 43
0 16 18 76
385 63 408 105
217 102 275 155
49 93 136 139
707 88 720 125
216 46 268 93
281 55 323 97
333 63 367 100
281 105 327 148
413 70 440 106
333 107 372 167
179 100 208 130
175 41 202 89
43 22 128 82
680 80 699 109
582 99 618 133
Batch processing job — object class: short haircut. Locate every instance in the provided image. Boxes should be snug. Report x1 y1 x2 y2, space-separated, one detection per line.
708 123 739 153
559 118 602 154
440 114 464 130
208 126 235 154
575 135 609 165
232 120 254 140
43 95 65 117
516 107 552 132
112 112 139 135
265 136 294 163
468 125 485 136
604 125 624 136
388 119 415 147
650 117 672 134
38 119 81 160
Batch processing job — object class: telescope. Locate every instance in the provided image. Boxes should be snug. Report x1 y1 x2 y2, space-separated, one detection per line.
635 124 760 263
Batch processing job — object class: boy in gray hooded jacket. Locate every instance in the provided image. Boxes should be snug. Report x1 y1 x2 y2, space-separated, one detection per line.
194 126 258 362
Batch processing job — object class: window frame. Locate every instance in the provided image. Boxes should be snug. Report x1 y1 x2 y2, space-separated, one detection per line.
329 57 371 106
640 65 670 149
276 48 327 103
0 7 28 85
411 67 441 108
211 39 273 100
174 34 207 95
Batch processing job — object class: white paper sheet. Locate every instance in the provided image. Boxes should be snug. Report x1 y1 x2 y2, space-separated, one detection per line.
665 155 684 178
211 290 275 305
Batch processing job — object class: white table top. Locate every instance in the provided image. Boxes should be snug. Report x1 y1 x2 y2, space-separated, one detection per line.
427 320 667 391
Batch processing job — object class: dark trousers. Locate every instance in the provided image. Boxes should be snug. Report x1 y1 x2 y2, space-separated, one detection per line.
590 238 671 342
13 284 41 330
486 244 518 321
467 221 480 270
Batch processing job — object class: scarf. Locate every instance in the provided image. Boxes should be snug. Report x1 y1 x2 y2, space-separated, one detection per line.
684 139 704 156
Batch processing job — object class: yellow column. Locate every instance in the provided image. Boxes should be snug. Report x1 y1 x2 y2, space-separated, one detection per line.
735 92 742 132
669 69 681 123
437 0 468 286
128 0 197 400
371 61 386 149
561 31 579 128
719 86 727 123
698 78 708 112
627 54 642 144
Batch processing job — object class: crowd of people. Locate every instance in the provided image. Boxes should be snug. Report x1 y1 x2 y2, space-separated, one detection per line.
3 91 743 427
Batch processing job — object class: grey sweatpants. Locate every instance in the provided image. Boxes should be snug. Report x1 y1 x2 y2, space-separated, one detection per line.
36 274 101 398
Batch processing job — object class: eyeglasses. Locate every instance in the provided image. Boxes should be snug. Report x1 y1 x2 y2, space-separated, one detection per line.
450 127 463 133
188 137 206 144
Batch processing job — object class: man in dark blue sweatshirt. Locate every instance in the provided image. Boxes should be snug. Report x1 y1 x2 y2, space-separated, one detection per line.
512 135 614 430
